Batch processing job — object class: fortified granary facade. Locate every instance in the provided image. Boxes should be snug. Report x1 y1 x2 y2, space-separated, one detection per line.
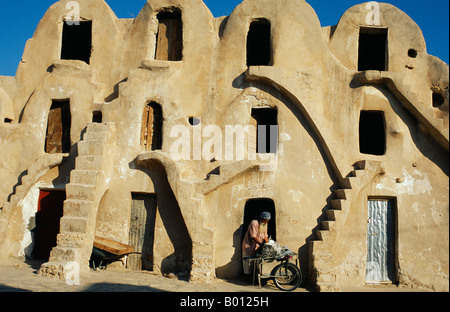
0 0 448 291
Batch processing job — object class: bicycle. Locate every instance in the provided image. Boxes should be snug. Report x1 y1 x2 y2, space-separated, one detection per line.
246 247 302 291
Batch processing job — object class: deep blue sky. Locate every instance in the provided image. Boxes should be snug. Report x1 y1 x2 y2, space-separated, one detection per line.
0 0 448 76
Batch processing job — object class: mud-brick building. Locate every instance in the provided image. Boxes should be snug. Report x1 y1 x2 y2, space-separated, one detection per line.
0 0 448 291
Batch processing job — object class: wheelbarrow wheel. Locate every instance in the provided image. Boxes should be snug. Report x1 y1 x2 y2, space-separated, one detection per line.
272 262 302 291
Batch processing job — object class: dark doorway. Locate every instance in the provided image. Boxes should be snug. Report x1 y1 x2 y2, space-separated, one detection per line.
61 21 92 64
141 102 163 151
358 27 388 71
251 107 278 154
33 190 66 260
127 193 157 271
242 198 276 243
45 100 71 154
155 9 183 61
247 19 272 66
359 111 386 156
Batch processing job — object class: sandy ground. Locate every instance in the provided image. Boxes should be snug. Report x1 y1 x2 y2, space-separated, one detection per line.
0 258 428 293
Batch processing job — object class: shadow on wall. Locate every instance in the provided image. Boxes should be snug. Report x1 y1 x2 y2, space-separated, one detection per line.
139 160 193 277
215 226 244 278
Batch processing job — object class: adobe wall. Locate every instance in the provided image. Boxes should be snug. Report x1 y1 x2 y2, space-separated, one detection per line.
0 0 448 291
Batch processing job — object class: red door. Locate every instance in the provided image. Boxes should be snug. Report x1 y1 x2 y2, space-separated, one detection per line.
33 190 65 260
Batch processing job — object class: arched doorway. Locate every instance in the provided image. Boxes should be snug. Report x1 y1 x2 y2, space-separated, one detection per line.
242 198 276 243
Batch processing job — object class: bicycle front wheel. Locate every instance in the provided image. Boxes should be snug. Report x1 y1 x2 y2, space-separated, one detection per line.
272 262 302 291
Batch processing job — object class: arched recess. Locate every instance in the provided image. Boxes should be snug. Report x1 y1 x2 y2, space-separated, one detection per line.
0 159 68 261
134 156 192 276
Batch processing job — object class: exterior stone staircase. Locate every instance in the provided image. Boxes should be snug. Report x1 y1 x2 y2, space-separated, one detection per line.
308 160 385 291
1 153 67 216
355 70 449 150
39 122 116 278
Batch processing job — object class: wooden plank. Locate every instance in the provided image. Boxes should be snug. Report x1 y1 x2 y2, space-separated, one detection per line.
146 105 154 150
141 105 149 148
94 236 134 256
155 21 169 61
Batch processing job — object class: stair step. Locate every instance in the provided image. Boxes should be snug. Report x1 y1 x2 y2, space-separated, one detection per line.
78 140 107 156
56 232 86 248
316 230 329 241
334 189 347 199
66 183 97 201
76 155 104 170
60 216 90 233
320 220 334 231
325 209 341 221
83 131 110 141
330 199 346 210
70 170 102 185
63 199 95 218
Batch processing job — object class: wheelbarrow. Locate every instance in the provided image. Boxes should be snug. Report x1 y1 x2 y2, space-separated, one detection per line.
90 236 136 270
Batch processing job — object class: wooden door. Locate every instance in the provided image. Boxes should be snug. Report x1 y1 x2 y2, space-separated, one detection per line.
127 194 157 271
141 103 162 151
155 12 182 61
33 190 66 260
45 100 71 154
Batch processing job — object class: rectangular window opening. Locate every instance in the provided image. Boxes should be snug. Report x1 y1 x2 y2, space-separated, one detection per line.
45 100 71 154
61 21 92 64
155 9 183 61
358 27 388 71
359 111 386 156
247 19 272 66
92 111 102 123
251 107 278 154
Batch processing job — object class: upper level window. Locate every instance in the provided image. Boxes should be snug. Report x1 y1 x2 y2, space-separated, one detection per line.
61 21 92 64
155 9 183 61
247 19 272 66
358 27 388 71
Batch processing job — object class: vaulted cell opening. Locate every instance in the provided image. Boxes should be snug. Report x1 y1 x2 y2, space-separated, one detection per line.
33 190 66 260
247 19 272 66
45 100 71 154
251 107 278 154
358 27 388 71
141 102 163 151
359 111 386 156
61 21 92 64
242 198 276 243
155 9 183 61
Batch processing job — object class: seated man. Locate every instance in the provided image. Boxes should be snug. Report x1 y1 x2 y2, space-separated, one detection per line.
241 211 271 275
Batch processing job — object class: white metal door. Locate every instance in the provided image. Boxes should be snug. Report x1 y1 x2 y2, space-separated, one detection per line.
366 199 395 283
